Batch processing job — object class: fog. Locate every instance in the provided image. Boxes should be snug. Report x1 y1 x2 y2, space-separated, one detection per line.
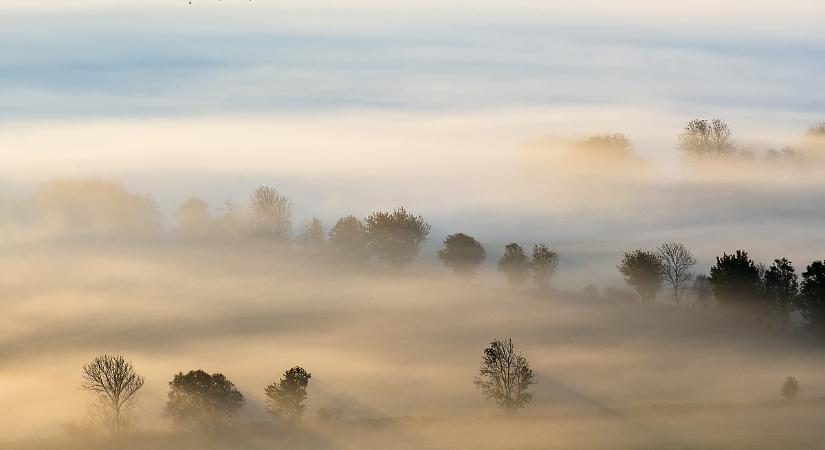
4 0 825 448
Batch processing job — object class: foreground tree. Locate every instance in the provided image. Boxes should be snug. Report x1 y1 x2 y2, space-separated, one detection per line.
248 186 293 240
763 258 799 330
437 233 486 278
709 250 762 310
497 243 531 289
617 249 662 304
328 215 369 260
531 244 559 289
799 260 825 337
175 197 212 239
474 339 535 414
678 119 736 159
81 354 145 435
265 366 312 421
164 370 245 427
656 242 696 306
363 207 431 269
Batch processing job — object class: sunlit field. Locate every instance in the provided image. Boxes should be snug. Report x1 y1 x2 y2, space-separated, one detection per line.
2 240 825 449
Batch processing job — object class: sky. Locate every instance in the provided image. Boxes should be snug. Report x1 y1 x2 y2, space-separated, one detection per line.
1 0 824 276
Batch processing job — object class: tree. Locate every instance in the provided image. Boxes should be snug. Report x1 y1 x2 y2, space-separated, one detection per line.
297 218 326 252
497 243 531 289
248 186 293 240
781 376 800 400
709 251 762 309
474 338 535 414
175 197 212 239
763 258 799 330
363 207 431 269
264 366 311 421
164 370 245 427
569 133 638 161
799 260 825 337
678 119 736 159
81 354 145 435
656 242 696 306
437 233 486 278
617 249 662 304
800 121 825 159
30 179 162 240
530 244 559 289
217 199 244 239
328 215 369 260
691 274 713 310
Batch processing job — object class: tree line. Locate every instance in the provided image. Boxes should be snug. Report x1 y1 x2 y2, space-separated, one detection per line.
81 340 536 435
617 243 825 336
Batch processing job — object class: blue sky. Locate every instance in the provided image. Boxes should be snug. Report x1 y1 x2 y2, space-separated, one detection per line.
1 1 823 120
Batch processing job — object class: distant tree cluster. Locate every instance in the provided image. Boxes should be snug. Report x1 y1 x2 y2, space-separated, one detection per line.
615 243 825 337
677 118 825 162
497 243 559 289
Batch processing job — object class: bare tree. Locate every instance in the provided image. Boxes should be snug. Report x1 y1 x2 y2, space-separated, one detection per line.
81 354 145 435
678 119 736 159
474 338 535 414
656 242 697 306
248 186 293 240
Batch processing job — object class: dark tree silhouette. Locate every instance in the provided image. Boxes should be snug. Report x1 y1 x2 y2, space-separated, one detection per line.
656 242 696 306
437 233 486 278
363 207 431 269
175 197 212 239
799 260 825 337
164 370 245 427
617 249 662 304
328 215 369 260
497 243 531 289
81 354 144 435
781 376 800 400
709 251 762 309
265 366 311 421
248 186 292 240
474 338 535 414
531 244 559 289
678 119 736 159
691 274 713 310
764 258 799 330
